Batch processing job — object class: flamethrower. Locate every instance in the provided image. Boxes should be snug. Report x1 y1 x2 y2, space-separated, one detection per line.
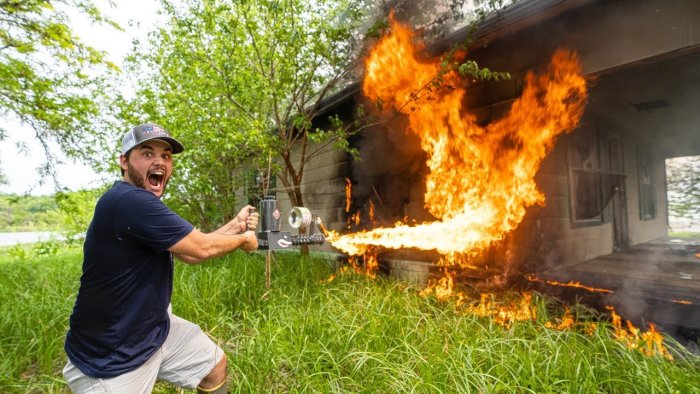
256 196 327 250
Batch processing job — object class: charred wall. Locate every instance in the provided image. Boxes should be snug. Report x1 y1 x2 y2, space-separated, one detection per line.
345 115 431 229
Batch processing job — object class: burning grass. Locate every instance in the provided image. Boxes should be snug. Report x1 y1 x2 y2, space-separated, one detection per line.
2 247 699 393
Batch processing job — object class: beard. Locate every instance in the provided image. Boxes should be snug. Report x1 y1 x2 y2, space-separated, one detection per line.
127 162 146 190
127 162 169 196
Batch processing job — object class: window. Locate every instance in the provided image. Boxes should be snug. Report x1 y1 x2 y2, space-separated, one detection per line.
567 126 626 227
637 147 656 221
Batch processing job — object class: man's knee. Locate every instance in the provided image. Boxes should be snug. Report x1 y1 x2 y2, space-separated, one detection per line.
197 355 227 393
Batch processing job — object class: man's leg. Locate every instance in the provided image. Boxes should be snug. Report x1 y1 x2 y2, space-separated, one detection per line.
157 313 227 391
196 355 227 393
63 350 161 394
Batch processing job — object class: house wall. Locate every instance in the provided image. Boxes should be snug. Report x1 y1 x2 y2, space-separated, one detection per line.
621 138 669 246
274 141 349 242
519 112 670 269
534 136 614 269
462 0 694 267
514 80 673 269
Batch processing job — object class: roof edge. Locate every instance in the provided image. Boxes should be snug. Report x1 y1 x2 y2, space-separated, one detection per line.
434 0 597 54
315 0 596 118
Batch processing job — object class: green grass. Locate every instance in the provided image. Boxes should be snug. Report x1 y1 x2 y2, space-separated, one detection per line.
667 231 700 238
1 246 699 393
0 245 82 392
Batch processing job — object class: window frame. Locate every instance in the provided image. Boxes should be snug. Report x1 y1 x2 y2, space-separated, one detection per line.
567 126 626 228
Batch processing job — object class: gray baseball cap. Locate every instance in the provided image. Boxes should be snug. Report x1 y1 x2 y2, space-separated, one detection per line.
121 123 185 155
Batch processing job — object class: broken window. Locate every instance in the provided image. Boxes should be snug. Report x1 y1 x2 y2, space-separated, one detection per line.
637 146 656 221
567 126 626 227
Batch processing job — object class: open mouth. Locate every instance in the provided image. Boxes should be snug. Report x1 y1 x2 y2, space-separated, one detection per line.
147 170 165 189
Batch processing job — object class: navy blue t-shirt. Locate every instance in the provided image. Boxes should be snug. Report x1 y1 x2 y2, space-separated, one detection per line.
65 181 194 378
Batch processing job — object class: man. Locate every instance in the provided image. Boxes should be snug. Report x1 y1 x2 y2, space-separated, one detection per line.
63 123 258 393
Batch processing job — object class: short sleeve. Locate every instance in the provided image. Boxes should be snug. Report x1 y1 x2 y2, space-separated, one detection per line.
113 189 194 253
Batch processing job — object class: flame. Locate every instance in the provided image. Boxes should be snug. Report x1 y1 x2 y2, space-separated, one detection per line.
584 322 598 336
419 267 458 301
344 250 380 278
527 274 614 294
365 252 379 278
329 16 587 259
545 307 575 330
695 252 700 259
349 212 361 227
606 306 673 360
672 299 693 305
344 178 352 213
321 250 380 282
321 274 337 283
466 292 537 327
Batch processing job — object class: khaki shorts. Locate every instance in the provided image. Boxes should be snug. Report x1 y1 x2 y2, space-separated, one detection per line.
63 312 224 393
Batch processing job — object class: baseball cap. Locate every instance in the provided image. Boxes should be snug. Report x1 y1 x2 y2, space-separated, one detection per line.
121 123 185 155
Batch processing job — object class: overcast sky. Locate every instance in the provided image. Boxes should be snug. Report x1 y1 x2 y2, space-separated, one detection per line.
0 0 166 195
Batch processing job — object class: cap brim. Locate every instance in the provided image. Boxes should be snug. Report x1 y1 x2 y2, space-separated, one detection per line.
129 136 184 154
155 137 185 154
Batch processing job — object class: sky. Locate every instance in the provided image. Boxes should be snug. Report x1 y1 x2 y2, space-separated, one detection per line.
0 0 166 196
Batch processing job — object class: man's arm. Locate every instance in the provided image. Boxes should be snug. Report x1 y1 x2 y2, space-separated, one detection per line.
170 229 258 265
171 205 260 264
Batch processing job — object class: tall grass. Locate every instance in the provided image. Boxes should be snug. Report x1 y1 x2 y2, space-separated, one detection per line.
0 246 82 392
1 247 699 393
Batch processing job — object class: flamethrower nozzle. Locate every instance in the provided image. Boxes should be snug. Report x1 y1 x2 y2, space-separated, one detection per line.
317 219 330 237
291 233 326 245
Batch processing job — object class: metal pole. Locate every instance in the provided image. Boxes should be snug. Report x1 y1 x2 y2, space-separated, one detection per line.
265 250 272 289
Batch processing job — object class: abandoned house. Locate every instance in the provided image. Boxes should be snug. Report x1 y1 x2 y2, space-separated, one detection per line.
270 0 700 329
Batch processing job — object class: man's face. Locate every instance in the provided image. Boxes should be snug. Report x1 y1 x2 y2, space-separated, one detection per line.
120 139 173 198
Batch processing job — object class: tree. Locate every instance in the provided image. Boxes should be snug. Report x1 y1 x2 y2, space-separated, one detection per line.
118 0 366 229
118 0 512 229
0 158 6 186
55 186 102 239
0 0 119 186
666 156 700 223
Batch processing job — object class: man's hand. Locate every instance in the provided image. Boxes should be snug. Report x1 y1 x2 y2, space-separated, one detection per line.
234 205 258 233
240 230 258 252
216 205 258 235
240 206 259 232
